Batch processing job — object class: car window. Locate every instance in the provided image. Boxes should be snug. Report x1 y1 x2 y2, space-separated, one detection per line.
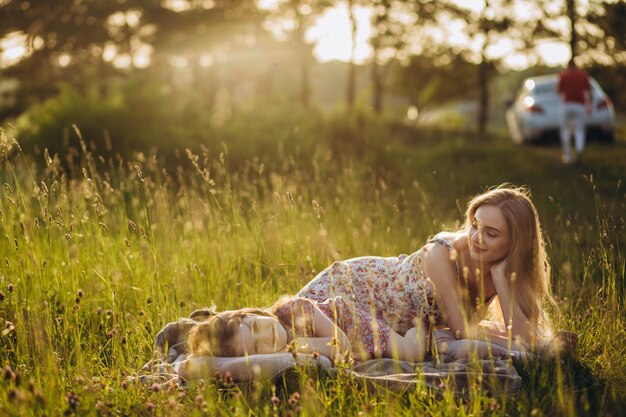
533 82 557 95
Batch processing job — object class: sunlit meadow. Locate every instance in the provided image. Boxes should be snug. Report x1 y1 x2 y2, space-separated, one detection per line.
0 118 624 416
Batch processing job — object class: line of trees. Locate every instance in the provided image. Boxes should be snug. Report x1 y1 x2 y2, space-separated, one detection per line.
1 0 625 133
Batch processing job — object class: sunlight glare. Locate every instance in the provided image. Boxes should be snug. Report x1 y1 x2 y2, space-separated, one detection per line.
113 54 132 69
0 32 27 67
58 53 71 67
133 50 151 68
307 4 372 64
199 54 214 68
164 0 191 12
407 105 419 121
536 41 570 67
170 56 188 68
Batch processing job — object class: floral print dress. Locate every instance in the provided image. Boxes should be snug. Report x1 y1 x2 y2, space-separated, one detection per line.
297 239 459 350
274 296 391 359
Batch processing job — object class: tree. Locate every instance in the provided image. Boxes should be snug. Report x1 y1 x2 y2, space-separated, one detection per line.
0 0 261 108
414 0 559 134
267 0 333 108
446 0 515 134
346 0 358 110
390 49 478 121
368 0 414 116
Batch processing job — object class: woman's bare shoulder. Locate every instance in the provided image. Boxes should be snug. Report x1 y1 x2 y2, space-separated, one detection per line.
420 242 457 279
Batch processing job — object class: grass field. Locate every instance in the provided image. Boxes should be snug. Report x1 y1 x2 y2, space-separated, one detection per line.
0 121 624 416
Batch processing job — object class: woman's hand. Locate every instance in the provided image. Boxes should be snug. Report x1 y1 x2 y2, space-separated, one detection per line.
293 336 351 363
490 258 509 283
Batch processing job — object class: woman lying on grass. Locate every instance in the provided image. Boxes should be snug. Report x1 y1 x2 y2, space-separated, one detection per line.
298 184 575 356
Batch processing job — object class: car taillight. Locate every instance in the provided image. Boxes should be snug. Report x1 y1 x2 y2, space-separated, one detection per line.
526 105 544 114
597 97 612 110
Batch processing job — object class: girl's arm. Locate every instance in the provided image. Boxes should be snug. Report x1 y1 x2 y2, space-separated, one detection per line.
178 353 331 381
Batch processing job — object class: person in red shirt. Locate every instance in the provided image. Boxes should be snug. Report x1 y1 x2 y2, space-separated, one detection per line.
557 60 591 164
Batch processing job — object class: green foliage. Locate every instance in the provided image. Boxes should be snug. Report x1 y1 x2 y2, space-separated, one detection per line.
1 120 625 416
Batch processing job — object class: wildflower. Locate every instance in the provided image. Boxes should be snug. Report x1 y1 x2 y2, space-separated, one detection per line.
488 398 501 411
145 401 156 412
271 395 280 406
4 365 14 381
77 289 84 298
97 307 103 315
65 391 79 409
0 291 4 302
2 321 15 336
288 391 300 406
151 382 160 392
223 372 233 384
7 283 14 293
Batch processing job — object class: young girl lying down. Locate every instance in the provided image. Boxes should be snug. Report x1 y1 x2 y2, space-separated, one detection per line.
185 296 527 368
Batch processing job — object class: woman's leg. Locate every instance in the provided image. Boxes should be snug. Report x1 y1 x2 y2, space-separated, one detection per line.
384 320 428 362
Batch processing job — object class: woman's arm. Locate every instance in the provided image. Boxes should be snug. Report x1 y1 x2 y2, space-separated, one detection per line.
292 337 349 362
305 304 352 362
490 260 534 346
434 329 527 360
423 246 528 350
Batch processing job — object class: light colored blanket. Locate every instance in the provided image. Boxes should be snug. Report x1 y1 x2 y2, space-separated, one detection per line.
135 311 523 397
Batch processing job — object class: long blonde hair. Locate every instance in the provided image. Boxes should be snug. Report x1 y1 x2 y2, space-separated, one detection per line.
465 184 555 337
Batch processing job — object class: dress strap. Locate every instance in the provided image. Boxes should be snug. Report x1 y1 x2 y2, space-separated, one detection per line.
428 237 461 280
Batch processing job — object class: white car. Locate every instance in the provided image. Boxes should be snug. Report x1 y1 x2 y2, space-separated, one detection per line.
506 74 616 144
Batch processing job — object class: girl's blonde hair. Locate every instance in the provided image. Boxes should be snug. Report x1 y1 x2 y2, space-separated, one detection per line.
187 308 274 357
465 184 555 337
187 297 312 357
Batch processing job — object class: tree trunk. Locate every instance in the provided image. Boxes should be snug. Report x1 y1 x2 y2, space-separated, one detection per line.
300 46 311 108
347 0 357 110
371 51 383 115
477 53 489 135
295 12 310 108
566 0 577 60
